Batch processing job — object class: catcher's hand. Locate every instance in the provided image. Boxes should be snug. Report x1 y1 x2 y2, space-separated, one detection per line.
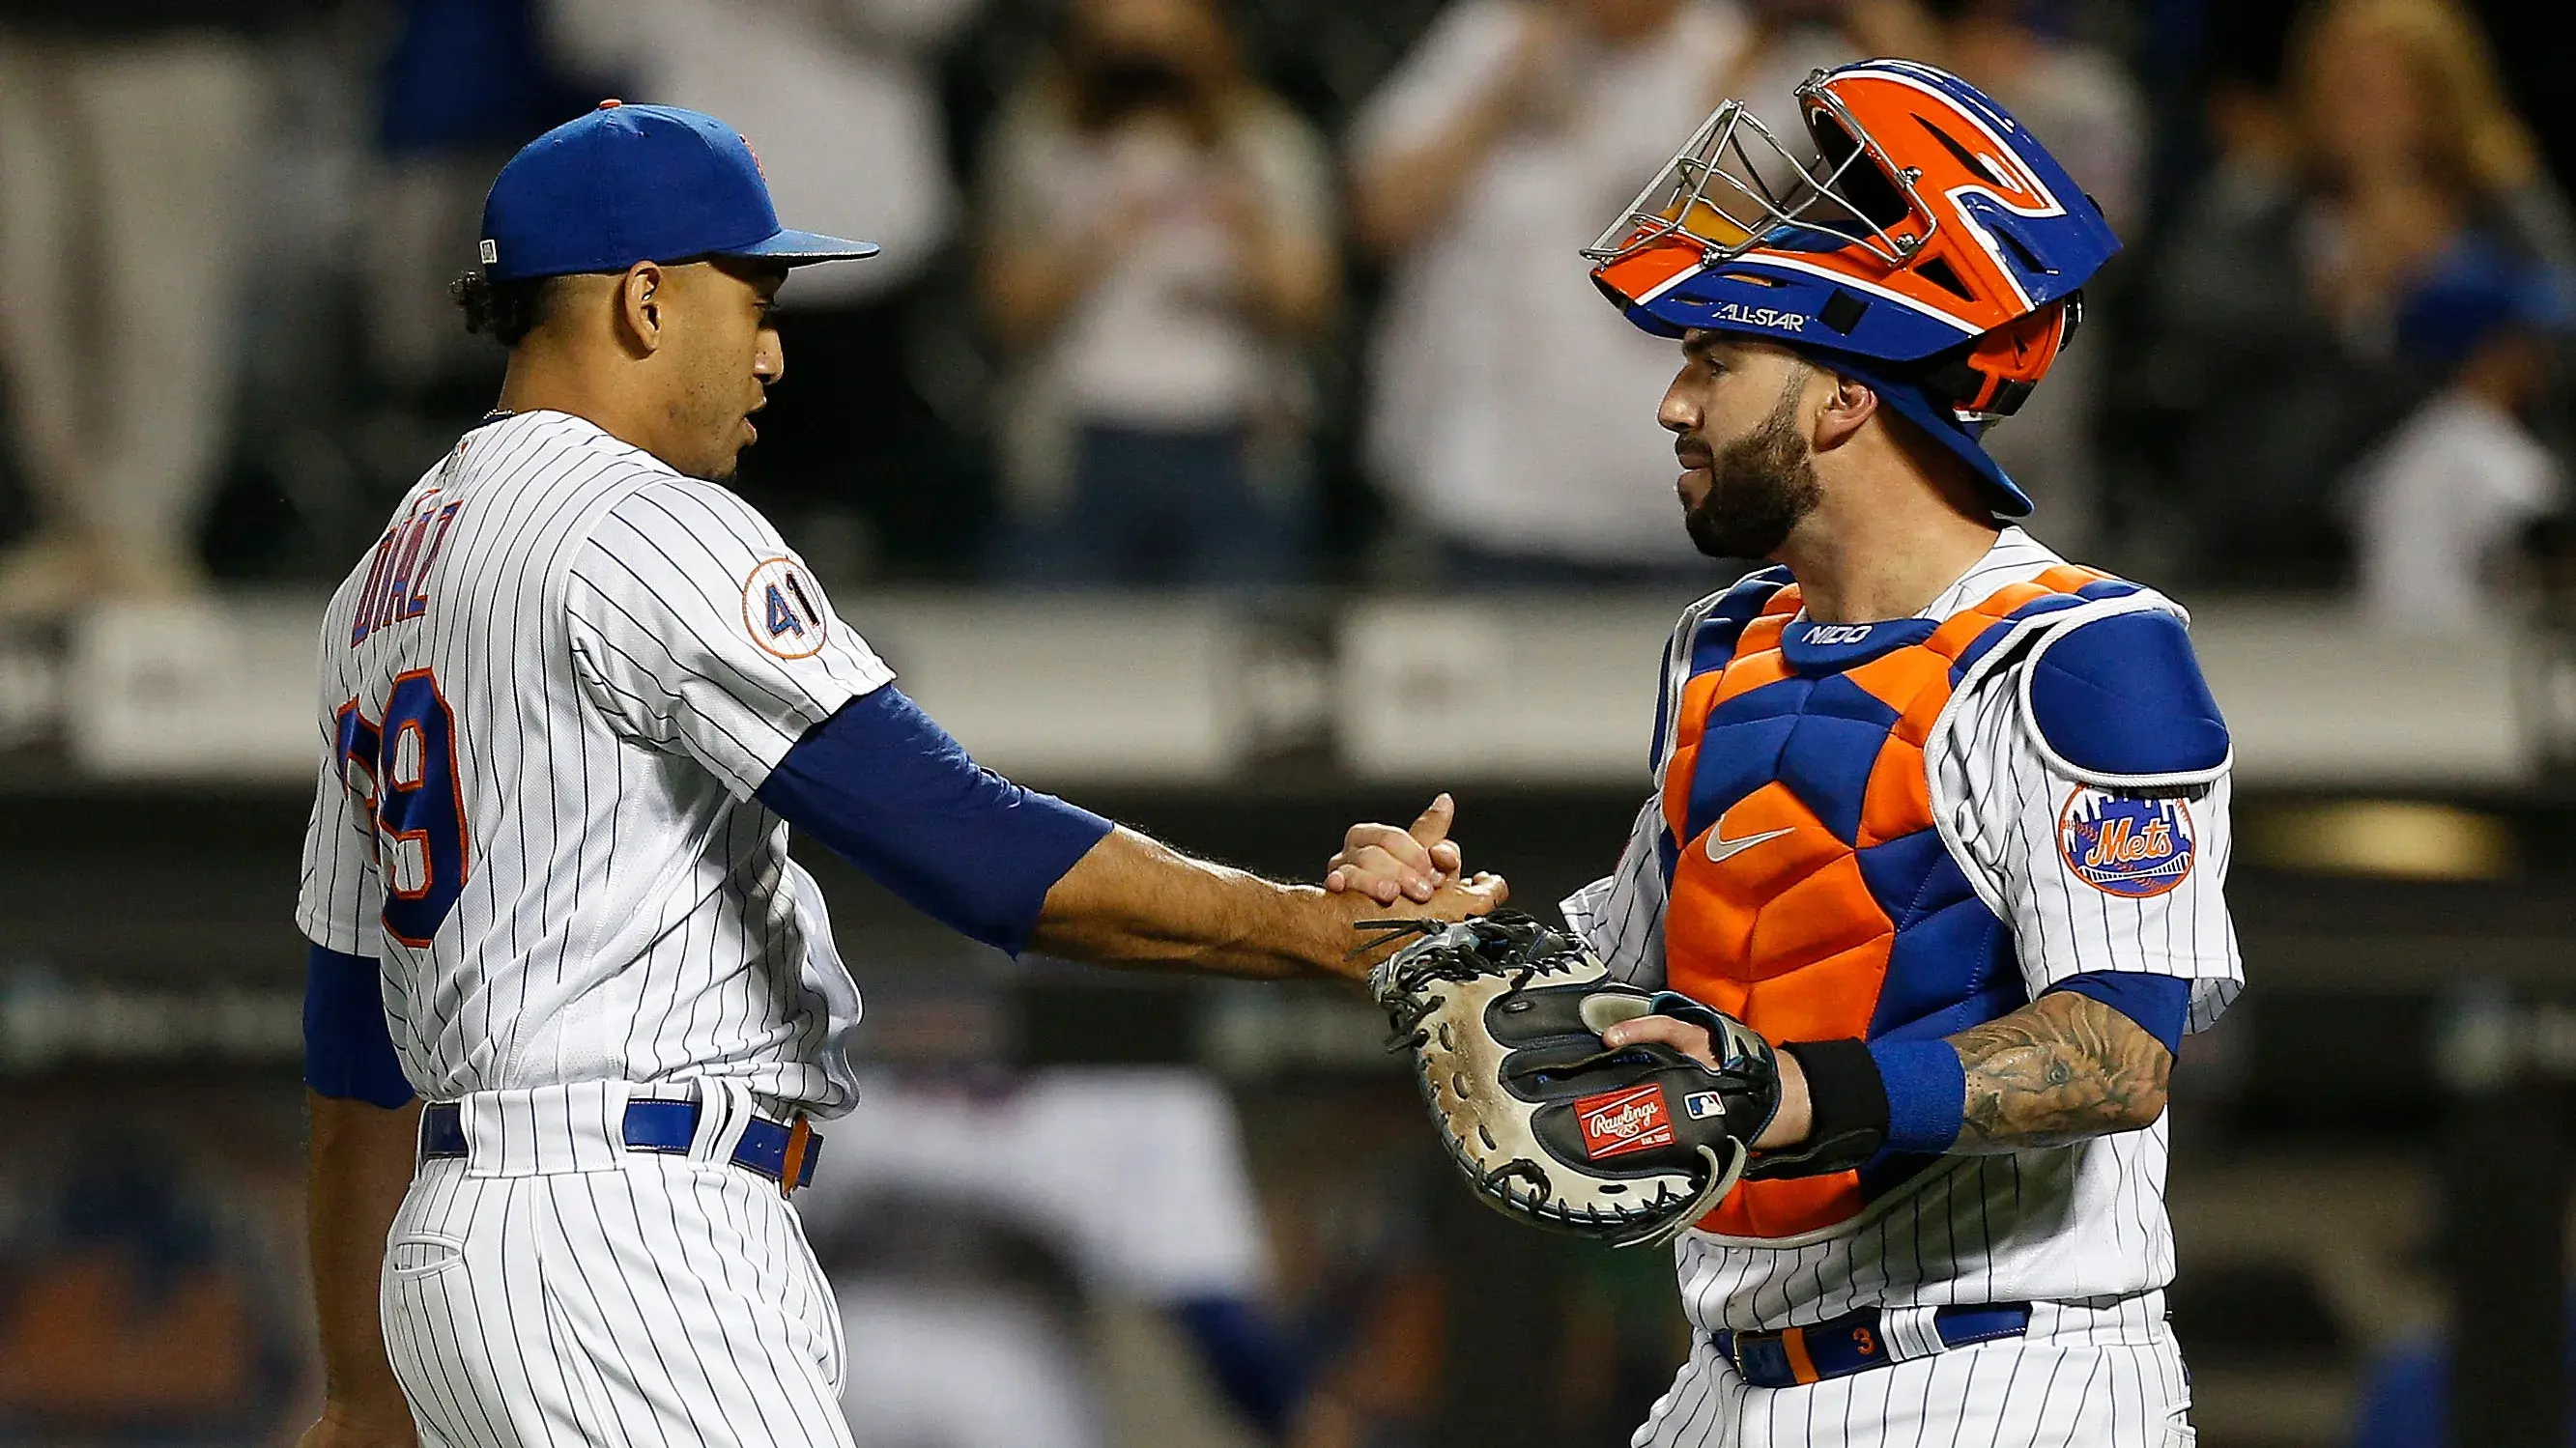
1368 911 1781 1248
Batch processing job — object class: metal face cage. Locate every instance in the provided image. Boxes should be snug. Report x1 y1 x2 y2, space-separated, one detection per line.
1582 70 1935 272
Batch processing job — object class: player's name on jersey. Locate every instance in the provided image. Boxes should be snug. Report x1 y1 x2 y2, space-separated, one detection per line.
349 493 466 647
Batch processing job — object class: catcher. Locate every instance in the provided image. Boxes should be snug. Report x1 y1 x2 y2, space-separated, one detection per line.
1329 60 2237 1447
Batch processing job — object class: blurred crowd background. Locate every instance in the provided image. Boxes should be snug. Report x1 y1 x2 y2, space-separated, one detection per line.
7 1 2576 1446
0 0 2572 610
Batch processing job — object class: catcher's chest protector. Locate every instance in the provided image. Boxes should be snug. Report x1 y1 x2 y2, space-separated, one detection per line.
1660 563 2127 1239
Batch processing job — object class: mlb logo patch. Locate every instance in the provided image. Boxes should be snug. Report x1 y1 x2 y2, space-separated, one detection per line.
2056 789 2194 898
1574 1084 1675 1160
1684 1091 1728 1121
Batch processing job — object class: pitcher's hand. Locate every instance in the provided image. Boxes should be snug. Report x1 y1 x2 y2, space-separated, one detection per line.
1322 866 1509 982
1327 794 1467 905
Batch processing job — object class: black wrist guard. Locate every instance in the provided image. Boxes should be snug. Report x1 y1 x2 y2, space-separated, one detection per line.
1741 1038 1890 1179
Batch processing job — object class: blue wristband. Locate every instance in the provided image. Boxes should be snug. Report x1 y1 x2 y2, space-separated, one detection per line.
1866 1037 1965 1154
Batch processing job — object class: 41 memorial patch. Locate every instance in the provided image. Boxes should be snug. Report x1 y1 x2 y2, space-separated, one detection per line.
741 555 828 660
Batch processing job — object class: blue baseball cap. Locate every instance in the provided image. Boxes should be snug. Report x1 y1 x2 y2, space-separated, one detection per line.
477 100 878 283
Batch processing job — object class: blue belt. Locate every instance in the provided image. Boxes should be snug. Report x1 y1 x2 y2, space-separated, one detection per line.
1714 1303 2031 1389
418 1099 821 1195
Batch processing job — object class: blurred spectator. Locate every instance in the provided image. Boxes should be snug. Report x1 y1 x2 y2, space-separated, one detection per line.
547 0 984 577
1347 0 1933 584
833 1269 1104 1448
803 1068 1300 1445
978 0 1337 586
2145 0 2572 583
1349 0 1744 582
1942 0 2144 554
364 0 598 403
2293 0 2570 334
0 2 281 617
1722 0 1943 145
2340 236 2568 628
547 0 973 300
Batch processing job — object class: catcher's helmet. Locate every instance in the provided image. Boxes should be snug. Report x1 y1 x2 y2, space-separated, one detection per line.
1586 60 2121 515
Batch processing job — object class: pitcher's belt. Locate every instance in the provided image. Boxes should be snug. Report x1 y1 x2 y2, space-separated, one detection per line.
418 1098 820 1195
1714 1302 2031 1389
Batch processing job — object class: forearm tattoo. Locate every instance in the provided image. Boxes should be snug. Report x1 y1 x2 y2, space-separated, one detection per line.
1950 991 2172 1152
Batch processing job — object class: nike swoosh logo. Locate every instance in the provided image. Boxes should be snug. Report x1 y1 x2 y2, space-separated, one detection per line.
1706 824 1797 864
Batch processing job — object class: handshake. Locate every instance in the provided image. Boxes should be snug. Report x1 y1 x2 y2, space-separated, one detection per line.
1322 791 1494 911
1315 791 1757 1086
1320 796 1816 1245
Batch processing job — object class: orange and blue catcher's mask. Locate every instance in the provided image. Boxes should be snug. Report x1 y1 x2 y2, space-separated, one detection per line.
1584 60 2121 517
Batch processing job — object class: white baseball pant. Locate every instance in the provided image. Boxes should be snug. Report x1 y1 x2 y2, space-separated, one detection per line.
1634 1295 2196 1448
380 1080 853 1448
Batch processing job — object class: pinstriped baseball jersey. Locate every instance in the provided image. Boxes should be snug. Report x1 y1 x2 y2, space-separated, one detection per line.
1560 527 2241 1332
296 410 891 1117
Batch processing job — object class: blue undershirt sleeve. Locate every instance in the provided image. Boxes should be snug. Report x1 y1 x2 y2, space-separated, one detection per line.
2046 971 2190 1057
755 685 1114 956
302 944 417 1108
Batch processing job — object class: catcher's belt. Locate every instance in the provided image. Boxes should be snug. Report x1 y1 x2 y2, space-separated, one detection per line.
1718 1302 2033 1388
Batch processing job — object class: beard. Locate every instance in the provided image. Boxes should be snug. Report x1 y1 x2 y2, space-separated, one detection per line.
1682 382 1822 560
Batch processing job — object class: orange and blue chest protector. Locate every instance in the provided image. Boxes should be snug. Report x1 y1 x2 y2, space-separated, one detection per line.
1656 563 2139 1239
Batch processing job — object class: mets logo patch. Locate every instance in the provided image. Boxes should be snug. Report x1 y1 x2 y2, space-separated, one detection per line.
2056 789 2194 898
741 556 828 660
1574 1083 1675 1160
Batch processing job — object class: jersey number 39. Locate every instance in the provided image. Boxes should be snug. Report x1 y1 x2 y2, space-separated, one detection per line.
335 668 468 947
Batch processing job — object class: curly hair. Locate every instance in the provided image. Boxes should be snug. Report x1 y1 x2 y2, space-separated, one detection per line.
450 270 561 347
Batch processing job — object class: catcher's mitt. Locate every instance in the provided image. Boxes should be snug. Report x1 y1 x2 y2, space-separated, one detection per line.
1366 911 1781 1249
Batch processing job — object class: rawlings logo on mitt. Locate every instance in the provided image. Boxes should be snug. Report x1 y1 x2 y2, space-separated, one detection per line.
1366 911 1781 1249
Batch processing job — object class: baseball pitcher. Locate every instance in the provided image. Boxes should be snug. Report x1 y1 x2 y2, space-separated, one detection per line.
295 102 1502 1448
